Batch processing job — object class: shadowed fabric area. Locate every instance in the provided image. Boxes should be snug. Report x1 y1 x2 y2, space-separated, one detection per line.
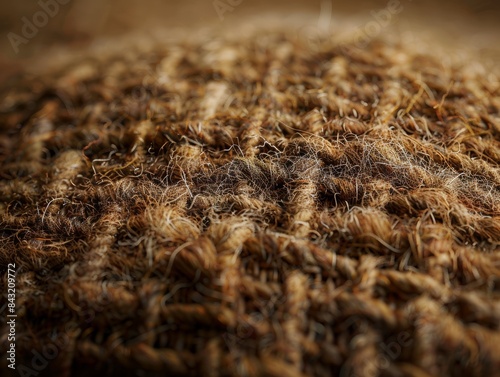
1 24 500 377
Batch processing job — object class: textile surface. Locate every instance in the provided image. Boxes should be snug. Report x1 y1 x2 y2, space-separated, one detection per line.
1 24 500 377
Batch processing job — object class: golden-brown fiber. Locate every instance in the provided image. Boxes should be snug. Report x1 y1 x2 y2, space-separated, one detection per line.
1 27 500 377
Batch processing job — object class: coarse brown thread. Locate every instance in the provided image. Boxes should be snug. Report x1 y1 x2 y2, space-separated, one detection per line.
0 26 500 377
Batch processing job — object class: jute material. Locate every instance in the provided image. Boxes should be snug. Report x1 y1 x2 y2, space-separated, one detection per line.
1 27 500 377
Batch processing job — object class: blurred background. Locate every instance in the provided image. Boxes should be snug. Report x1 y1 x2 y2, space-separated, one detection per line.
0 0 499 84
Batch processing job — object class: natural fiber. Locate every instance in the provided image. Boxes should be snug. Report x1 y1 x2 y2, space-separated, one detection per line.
1 25 500 377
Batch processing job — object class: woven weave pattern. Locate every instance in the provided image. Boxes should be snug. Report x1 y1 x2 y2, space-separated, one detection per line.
1 30 500 376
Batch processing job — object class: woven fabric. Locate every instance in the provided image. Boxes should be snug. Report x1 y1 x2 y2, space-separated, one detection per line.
1 28 500 377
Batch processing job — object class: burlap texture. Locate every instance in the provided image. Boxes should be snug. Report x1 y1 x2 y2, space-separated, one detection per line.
1 23 500 377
